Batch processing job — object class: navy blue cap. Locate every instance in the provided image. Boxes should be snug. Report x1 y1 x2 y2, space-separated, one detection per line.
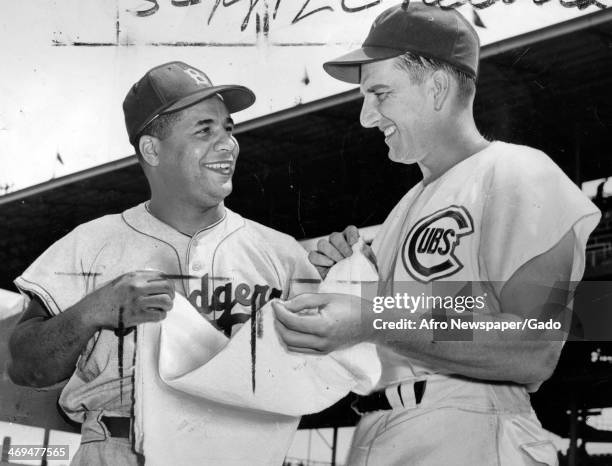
323 3 480 83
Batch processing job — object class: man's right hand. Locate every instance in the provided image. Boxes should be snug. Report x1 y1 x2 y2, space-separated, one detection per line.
308 225 360 279
92 270 176 330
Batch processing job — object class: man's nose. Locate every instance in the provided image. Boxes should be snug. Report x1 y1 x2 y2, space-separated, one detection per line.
214 135 238 155
360 97 380 128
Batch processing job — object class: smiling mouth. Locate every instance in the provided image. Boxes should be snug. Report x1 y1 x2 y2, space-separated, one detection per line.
203 161 233 175
383 126 397 140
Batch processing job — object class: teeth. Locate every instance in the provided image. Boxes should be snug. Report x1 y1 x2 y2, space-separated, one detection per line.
207 163 230 170
383 126 396 137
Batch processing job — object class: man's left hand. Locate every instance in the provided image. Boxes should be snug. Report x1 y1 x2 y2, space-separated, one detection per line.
272 293 373 354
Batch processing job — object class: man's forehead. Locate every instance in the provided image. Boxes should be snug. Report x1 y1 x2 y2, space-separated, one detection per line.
180 96 231 121
359 59 398 93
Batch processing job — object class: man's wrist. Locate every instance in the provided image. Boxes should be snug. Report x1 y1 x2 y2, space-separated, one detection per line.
77 290 114 331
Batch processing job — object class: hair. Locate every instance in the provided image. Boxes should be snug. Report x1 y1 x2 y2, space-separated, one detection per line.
132 111 183 161
393 52 476 107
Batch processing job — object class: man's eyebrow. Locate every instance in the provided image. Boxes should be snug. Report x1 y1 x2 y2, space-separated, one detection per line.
193 117 234 128
365 84 390 93
194 119 214 127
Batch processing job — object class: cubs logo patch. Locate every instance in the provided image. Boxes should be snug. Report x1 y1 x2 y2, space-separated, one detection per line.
401 205 474 283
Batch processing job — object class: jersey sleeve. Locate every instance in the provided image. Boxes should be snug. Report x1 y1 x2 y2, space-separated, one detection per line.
479 148 600 290
14 225 96 316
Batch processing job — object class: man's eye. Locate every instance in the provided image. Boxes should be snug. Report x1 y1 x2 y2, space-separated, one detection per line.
375 92 389 101
225 126 234 133
198 127 211 135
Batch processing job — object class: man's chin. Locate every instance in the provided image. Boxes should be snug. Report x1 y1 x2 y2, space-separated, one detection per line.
389 149 417 165
217 184 233 201
200 183 232 206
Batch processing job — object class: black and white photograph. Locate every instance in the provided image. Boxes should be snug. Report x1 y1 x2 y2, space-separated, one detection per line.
1 1 612 465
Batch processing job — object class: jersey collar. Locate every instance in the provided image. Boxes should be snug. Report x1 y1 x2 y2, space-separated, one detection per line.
122 202 245 245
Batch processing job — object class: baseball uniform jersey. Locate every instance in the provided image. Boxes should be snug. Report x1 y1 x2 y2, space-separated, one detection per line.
347 141 600 466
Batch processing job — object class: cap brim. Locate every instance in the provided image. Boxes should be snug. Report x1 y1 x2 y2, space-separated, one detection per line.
323 46 405 84
162 84 256 115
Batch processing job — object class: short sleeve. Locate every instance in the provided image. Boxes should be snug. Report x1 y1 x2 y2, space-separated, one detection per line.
14 225 94 316
479 148 600 288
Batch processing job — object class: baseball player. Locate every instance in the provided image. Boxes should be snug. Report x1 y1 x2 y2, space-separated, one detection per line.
8 61 318 465
273 4 601 465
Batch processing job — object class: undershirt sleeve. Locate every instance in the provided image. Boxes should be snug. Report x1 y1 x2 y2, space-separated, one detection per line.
478 149 600 295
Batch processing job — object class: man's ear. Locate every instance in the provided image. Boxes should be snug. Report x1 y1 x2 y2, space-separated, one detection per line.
429 69 451 112
139 135 160 167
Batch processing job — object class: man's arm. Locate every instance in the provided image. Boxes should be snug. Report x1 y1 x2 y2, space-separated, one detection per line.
8 296 105 387
274 230 575 385
8 271 175 388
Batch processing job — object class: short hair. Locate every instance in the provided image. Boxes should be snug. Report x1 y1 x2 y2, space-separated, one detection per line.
393 52 476 107
132 111 183 160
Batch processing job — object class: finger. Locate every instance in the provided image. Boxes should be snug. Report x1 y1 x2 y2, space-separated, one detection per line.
329 232 353 258
138 294 174 312
272 301 324 335
137 269 167 279
141 271 176 294
344 225 360 246
142 280 175 298
308 250 335 268
317 238 345 263
141 308 168 322
275 320 326 352
282 293 331 312
315 266 329 280
130 308 167 324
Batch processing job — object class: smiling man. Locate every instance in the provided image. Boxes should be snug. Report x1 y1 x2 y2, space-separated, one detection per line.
273 4 600 465
8 62 317 465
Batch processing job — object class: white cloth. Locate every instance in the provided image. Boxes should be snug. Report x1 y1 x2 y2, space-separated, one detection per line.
157 294 369 415
135 318 299 466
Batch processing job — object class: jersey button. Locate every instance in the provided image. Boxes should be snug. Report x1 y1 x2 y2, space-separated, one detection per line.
192 262 202 271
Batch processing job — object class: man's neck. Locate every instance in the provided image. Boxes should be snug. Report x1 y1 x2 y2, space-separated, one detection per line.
418 126 490 186
148 197 225 236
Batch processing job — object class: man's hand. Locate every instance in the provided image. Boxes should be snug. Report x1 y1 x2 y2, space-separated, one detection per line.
92 270 176 331
308 226 361 279
272 293 373 354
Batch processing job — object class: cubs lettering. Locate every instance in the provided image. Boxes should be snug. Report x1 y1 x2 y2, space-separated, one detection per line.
188 273 282 337
416 227 456 255
402 206 474 283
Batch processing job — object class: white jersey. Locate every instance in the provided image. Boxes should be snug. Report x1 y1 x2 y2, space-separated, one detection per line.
372 141 600 386
15 202 319 422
